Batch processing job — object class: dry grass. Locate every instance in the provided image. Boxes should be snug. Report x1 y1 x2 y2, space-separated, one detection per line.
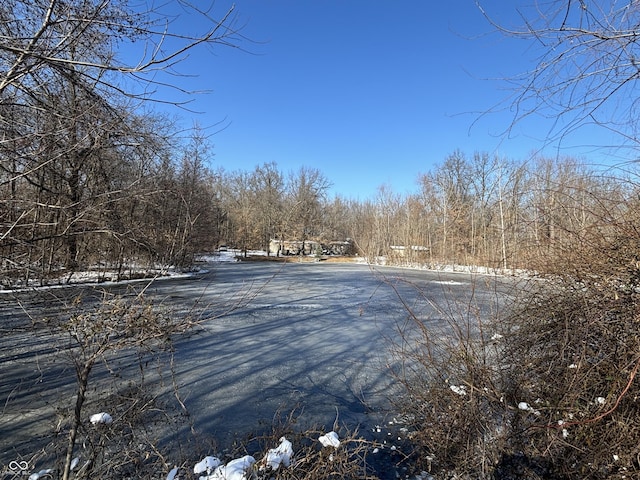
388 197 640 479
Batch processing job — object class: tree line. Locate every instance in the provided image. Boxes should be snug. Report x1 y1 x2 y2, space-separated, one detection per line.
2 1 637 289
0 0 237 287
239 152 630 272
2 99 635 288
203 150 635 278
352 151 633 273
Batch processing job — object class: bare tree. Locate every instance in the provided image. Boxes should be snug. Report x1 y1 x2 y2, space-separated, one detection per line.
321 194 357 246
0 0 239 285
371 185 401 260
250 162 285 256
170 125 221 266
478 0 640 153
222 170 256 257
285 167 331 254
419 151 474 265
58 291 192 480
0 0 239 101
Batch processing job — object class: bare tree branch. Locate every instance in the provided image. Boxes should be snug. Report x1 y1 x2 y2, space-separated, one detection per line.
478 0 640 153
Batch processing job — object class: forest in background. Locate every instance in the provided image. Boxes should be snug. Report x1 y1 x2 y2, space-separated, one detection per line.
3 125 636 287
2 0 638 288
5 2 640 478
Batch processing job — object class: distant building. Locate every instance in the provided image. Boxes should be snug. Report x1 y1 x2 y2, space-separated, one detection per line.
269 239 320 256
268 239 354 256
389 245 429 257
325 240 354 256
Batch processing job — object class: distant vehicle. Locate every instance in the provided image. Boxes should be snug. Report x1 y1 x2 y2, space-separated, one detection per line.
218 245 228 252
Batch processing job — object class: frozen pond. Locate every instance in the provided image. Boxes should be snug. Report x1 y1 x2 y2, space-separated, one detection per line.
0 260 511 465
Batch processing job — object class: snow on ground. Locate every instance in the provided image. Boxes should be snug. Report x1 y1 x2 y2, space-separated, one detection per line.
89 412 113 425
262 437 293 471
165 433 344 479
194 456 222 475
318 431 341 448
362 256 530 276
2 247 525 294
168 434 336 480
0 268 199 294
197 250 242 263
197 455 255 480
2 250 240 292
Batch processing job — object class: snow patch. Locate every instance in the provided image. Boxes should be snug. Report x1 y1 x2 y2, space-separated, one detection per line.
194 456 222 475
202 455 255 480
89 412 112 425
318 431 340 448
431 280 467 286
450 385 467 396
166 466 179 480
28 469 52 480
517 402 540 416
262 436 293 471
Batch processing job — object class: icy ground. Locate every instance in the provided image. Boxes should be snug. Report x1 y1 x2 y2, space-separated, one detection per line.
1 250 513 479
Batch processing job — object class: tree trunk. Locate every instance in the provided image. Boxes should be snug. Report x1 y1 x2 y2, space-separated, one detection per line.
63 361 92 480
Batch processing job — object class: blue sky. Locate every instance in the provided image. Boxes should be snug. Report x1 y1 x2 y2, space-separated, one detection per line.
153 1 622 199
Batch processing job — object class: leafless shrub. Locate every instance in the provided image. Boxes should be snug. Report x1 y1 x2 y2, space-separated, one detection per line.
386 275 516 479
497 262 640 477
234 411 382 480
390 184 640 479
11 287 200 480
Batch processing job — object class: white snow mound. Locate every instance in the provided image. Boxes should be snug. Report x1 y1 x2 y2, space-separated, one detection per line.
194 456 221 474
517 401 540 415
263 436 293 470
202 455 255 480
166 466 179 480
318 431 340 448
28 469 52 480
450 385 467 396
89 412 113 425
